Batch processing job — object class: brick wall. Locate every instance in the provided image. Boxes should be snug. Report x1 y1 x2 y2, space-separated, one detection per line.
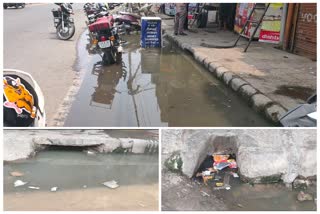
293 3 317 60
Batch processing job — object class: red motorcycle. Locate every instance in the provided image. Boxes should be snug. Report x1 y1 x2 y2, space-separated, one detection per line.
88 16 122 65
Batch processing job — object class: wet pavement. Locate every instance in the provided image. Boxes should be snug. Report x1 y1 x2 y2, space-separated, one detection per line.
162 170 317 211
64 31 271 127
4 150 158 210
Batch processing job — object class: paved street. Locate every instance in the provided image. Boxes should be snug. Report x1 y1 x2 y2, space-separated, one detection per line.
3 3 86 125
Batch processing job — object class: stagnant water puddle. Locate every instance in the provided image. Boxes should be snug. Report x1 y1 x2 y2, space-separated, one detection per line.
4 150 158 211
64 31 271 127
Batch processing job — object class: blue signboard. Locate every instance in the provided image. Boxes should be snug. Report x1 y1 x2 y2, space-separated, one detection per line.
141 17 162 48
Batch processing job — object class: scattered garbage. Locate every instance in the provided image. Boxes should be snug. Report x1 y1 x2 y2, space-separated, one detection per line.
297 191 313 202
215 162 230 170
102 180 119 189
10 171 24 177
229 172 239 178
200 191 210 197
86 150 96 155
237 203 244 208
138 202 146 207
51 187 58 192
14 180 28 187
195 153 239 191
28 186 40 190
216 182 224 187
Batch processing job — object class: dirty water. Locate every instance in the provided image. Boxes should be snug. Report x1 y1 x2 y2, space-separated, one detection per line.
214 178 317 211
162 171 316 211
4 150 158 211
64 31 271 127
274 85 315 101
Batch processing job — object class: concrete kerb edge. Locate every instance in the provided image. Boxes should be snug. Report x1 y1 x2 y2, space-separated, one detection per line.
165 33 286 124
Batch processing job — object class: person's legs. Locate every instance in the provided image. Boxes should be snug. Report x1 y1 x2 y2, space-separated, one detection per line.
174 12 180 35
178 10 187 35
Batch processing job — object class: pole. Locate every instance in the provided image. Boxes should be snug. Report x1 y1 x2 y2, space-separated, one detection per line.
283 3 295 50
279 3 288 47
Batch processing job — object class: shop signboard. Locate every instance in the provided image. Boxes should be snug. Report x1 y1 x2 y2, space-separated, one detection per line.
259 3 283 44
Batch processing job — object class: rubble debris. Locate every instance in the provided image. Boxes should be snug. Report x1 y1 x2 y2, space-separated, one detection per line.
28 186 40 190
51 187 58 192
102 180 119 189
297 191 313 202
10 171 24 177
200 191 210 197
293 179 309 190
14 180 28 187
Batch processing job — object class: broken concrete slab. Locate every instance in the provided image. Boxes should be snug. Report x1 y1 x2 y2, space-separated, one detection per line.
4 130 159 161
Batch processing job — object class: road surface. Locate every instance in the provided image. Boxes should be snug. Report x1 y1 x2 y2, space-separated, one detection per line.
3 3 86 125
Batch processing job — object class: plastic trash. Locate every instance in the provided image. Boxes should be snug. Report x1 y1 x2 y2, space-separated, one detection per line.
227 159 237 169
102 180 119 189
213 155 229 163
202 170 211 176
14 180 28 187
10 171 24 177
28 186 40 190
83 185 87 188
215 162 230 170
216 182 224 187
51 187 58 192
230 172 239 178
200 191 210 197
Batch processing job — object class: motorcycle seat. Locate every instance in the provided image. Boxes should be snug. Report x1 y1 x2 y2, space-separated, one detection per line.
119 11 140 19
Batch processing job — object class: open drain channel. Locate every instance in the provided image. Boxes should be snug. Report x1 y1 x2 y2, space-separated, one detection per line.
64 32 272 127
4 148 159 193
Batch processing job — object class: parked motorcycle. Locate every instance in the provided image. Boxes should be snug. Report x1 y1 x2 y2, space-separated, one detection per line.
52 3 75 40
88 16 123 65
3 3 25 9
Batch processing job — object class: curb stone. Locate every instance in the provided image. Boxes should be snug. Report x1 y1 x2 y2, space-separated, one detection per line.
222 72 234 85
265 104 287 123
251 94 274 112
165 33 287 124
230 78 248 91
215 67 229 79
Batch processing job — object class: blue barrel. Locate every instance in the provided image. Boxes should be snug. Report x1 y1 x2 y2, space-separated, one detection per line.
141 17 162 48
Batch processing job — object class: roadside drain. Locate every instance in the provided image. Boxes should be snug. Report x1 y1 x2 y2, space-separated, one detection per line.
194 154 238 190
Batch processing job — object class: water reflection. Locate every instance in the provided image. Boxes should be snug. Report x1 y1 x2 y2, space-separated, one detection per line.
64 33 270 127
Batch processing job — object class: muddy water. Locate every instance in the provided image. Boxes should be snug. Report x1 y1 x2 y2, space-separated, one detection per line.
215 180 317 211
4 151 158 211
64 32 271 127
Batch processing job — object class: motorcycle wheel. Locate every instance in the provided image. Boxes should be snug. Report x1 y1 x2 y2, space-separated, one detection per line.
56 22 75 40
102 48 117 65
